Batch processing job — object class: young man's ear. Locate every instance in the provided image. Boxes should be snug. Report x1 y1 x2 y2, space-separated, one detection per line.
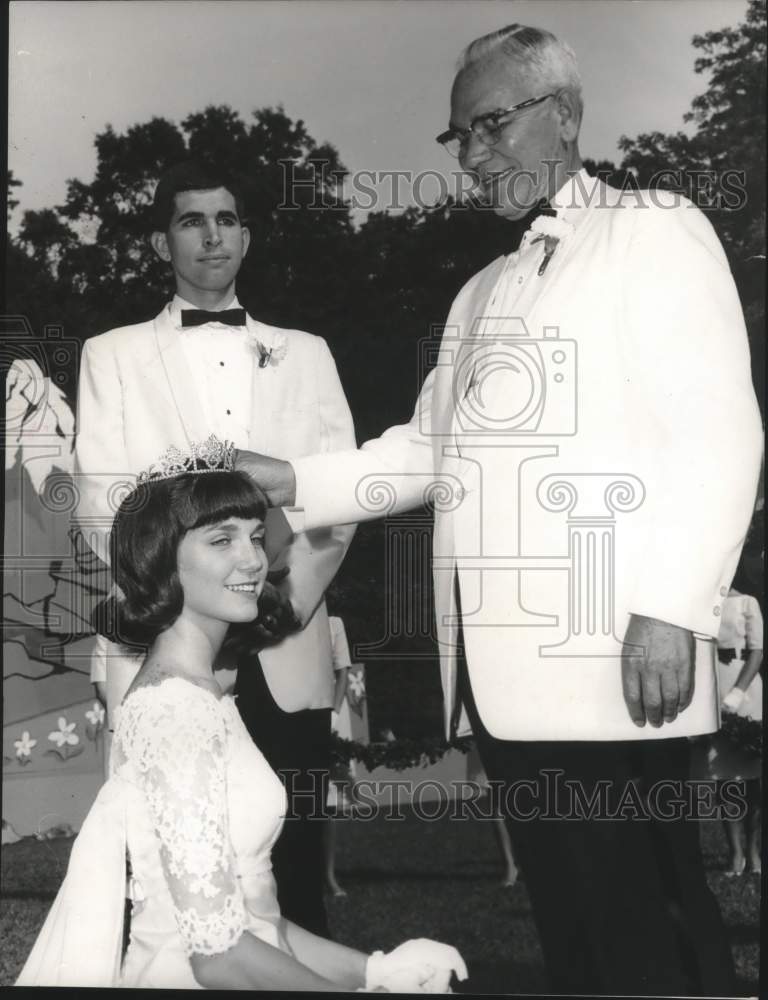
241 226 251 258
150 231 172 263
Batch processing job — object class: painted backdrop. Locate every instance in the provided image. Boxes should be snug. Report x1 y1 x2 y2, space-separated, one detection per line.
4 356 110 836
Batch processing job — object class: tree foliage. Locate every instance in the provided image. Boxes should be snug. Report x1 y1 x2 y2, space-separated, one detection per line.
8 6 763 429
7 170 22 219
617 0 765 404
17 108 350 333
618 0 765 267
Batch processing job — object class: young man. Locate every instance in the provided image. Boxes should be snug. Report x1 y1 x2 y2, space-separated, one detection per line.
76 161 355 937
236 25 762 996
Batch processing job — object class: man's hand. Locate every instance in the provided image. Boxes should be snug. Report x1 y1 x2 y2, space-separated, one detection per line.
621 614 695 728
235 449 296 507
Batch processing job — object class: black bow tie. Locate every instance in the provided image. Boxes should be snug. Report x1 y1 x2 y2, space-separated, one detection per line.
181 308 246 328
507 199 557 254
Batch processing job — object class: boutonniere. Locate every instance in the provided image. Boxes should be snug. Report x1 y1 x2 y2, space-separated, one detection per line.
528 215 573 277
248 331 289 369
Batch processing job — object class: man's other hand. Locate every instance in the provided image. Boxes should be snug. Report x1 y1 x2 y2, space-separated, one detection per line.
235 449 297 507
621 614 695 728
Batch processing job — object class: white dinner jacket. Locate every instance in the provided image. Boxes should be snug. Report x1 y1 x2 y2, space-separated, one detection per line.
292 174 763 741
75 305 356 715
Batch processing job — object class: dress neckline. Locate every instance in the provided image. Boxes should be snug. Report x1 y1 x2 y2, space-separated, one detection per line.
119 673 232 714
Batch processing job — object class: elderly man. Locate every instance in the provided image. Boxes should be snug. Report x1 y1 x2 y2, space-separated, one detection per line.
238 24 762 994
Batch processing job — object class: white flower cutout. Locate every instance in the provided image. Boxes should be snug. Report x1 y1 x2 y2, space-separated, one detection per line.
85 701 105 727
348 672 366 699
347 668 367 716
14 731 37 758
48 717 79 748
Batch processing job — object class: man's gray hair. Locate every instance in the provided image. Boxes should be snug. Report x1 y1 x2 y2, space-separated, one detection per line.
458 24 583 116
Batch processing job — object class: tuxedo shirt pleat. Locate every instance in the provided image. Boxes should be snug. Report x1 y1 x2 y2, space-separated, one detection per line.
169 295 253 443
455 237 545 416
453 178 582 425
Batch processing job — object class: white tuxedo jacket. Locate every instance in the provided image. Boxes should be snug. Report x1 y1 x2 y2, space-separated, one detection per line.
75 305 355 717
293 174 763 741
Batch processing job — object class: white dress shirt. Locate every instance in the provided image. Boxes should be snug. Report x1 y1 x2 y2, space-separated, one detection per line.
169 295 253 443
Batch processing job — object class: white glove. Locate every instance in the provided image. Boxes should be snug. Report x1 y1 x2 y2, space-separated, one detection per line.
722 687 746 713
366 939 468 993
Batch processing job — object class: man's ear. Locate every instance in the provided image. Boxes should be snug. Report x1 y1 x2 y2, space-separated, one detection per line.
150 231 172 263
556 89 581 143
241 226 251 258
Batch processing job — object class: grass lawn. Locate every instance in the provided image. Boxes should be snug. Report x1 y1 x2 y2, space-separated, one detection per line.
1 808 760 993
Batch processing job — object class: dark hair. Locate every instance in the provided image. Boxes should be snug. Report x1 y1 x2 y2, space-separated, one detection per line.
97 471 267 647
151 161 246 232
729 556 760 601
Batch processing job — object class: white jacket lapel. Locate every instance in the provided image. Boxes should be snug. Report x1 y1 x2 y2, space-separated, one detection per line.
151 308 210 443
430 258 506 471
245 316 279 454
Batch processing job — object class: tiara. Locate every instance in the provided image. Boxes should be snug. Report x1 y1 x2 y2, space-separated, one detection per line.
136 435 236 484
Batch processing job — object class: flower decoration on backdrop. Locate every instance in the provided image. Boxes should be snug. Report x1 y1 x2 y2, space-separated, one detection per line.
14 731 37 764
46 716 83 761
347 667 367 717
85 701 106 740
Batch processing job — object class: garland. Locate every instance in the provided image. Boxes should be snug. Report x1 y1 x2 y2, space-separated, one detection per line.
331 733 474 772
719 713 763 759
333 716 764 772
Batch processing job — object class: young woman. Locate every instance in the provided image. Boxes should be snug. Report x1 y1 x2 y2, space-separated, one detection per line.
17 442 466 991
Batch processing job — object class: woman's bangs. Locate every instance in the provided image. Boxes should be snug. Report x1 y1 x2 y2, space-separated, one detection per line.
176 471 268 530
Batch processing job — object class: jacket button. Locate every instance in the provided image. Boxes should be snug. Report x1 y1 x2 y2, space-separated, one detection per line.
713 607 721 616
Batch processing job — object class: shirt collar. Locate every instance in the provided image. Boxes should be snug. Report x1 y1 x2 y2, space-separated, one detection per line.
549 167 599 227
169 294 243 330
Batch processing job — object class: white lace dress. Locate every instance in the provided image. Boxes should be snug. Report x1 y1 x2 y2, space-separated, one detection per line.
17 676 292 988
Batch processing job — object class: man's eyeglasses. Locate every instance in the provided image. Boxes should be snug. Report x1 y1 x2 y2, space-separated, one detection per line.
436 93 556 158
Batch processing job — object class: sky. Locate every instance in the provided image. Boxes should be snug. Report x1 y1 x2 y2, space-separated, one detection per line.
8 0 749 227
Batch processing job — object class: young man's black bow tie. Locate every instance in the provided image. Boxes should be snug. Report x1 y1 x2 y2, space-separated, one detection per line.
181 308 247 328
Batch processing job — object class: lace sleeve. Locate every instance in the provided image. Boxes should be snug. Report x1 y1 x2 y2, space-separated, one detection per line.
127 681 247 957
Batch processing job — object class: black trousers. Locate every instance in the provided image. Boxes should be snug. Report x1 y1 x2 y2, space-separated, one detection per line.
457 656 736 996
234 656 332 938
